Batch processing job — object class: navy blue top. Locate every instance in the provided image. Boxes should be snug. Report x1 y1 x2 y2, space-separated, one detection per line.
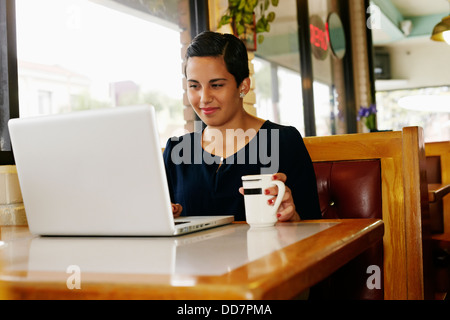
163 120 321 221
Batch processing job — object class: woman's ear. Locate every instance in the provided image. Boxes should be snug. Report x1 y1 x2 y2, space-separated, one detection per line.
239 77 251 95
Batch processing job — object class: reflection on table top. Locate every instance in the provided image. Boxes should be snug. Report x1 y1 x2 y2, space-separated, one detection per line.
0 219 384 300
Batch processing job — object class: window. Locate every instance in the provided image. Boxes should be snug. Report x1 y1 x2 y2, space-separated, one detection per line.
313 81 334 136
38 90 52 114
376 86 450 142
15 0 185 146
251 0 306 136
252 0 350 137
308 0 347 136
253 58 305 136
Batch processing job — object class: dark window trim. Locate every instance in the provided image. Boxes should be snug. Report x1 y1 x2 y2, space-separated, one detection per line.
339 0 357 134
189 0 209 39
364 0 376 107
296 0 316 137
0 0 19 165
189 0 209 126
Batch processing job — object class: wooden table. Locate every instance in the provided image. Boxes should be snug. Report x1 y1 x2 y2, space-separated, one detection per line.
0 219 383 300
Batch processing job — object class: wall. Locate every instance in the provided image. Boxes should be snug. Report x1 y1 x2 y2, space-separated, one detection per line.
0 166 26 225
377 39 450 90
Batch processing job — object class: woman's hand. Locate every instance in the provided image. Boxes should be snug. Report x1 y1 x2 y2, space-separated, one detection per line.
239 173 300 222
268 173 300 221
171 203 183 217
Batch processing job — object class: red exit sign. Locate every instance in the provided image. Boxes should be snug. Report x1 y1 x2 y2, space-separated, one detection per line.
310 23 329 51
309 15 329 60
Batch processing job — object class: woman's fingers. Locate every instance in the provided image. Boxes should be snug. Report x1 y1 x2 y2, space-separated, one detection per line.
172 203 183 217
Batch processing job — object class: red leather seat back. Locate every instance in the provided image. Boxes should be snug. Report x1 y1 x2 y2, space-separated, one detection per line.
314 160 382 219
310 160 384 299
426 156 441 183
426 156 444 233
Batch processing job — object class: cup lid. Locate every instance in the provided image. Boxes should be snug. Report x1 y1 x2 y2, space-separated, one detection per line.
241 174 274 181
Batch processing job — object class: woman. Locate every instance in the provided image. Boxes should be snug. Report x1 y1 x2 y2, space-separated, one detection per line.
163 31 320 221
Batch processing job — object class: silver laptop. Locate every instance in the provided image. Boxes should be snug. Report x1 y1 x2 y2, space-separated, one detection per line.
8 105 234 236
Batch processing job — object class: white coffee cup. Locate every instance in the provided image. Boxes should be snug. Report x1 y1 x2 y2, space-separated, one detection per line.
241 174 286 228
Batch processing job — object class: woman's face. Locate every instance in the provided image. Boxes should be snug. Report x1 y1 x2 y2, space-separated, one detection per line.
185 56 246 128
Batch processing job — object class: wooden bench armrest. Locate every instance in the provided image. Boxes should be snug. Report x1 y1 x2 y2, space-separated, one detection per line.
428 183 450 203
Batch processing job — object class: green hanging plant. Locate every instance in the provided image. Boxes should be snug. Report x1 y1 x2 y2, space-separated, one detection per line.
218 0 279 45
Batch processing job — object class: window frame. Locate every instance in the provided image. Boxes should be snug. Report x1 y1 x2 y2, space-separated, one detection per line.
0 0 19 165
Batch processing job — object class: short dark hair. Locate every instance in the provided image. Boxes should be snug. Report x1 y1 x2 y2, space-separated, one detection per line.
185 31 249 87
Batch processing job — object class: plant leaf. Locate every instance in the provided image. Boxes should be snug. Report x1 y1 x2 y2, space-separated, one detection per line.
256 18 266 33
248 0 258 10
235 11 242 23
258 34 265 44
229 0 240 8
238 0 245 10
218 15 231 28
244 2 254 13
243 14 254 24
236 24 245 35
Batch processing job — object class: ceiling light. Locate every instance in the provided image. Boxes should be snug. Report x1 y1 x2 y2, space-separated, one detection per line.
398 95 450 113
431 1 450 44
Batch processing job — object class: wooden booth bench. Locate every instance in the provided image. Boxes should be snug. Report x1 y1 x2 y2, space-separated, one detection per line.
304 126 431 300
425 141 450 234
425 141 450 296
